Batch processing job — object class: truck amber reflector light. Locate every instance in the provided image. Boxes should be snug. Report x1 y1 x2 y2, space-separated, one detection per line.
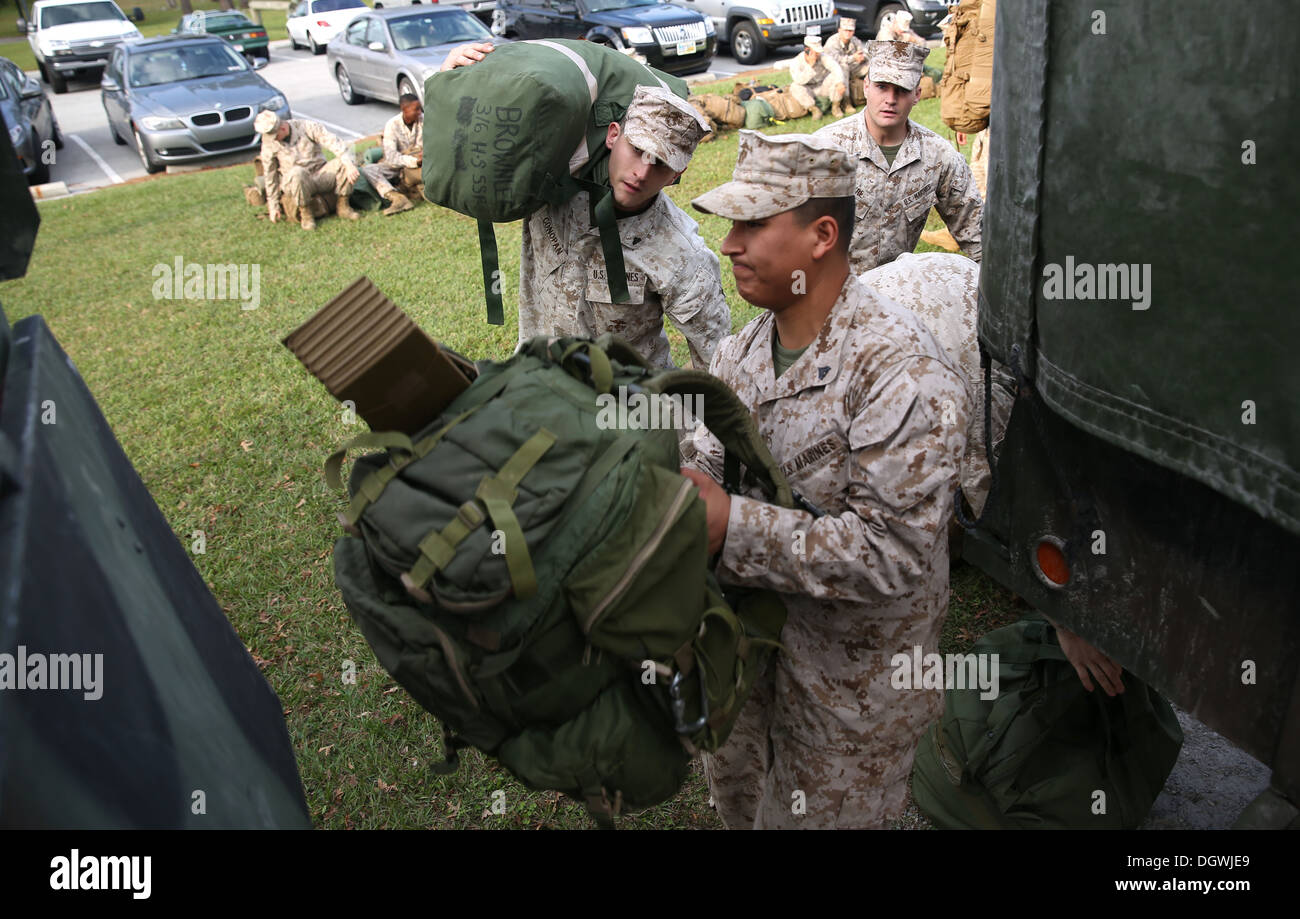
1036 540 1069 586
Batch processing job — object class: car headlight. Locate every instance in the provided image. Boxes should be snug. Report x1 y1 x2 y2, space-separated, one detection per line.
621 27 653 45
139 116 185 131
703 18 715 35
259 94 288 113
8 124 24 147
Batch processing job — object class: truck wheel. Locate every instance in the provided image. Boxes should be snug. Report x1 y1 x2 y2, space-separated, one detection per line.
50 69 68 94
874 2 904 38
730 21 764 66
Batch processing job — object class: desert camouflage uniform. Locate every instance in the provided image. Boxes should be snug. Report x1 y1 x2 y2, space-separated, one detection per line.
362 112 423 199
788 51 846 110
860 252 1013 516
823 33 869 82
816 114 984 273
970 128 989 198
518 192 730 369
260 119 356 217
688 274 970 829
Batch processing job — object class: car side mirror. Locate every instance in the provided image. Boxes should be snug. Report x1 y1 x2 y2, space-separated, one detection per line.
21 77 43 99
15 18 27 33
367 41 387 52
252 56 269 69
132 7 144 21
101 77 120 92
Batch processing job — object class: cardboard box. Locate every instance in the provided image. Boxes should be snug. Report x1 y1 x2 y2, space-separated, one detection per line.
283 276 476 435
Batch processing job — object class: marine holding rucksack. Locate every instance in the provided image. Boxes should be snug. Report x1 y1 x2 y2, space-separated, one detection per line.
327 335 796 825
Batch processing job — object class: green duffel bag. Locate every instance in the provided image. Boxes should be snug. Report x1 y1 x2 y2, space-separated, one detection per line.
741 97 777 129
327 335 792 825
422 40 688 326
911 616 1184 829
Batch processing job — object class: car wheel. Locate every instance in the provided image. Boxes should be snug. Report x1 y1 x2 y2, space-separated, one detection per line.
337 65 364 105
730 21 764 66
134 128 164 174
289 32 301 50
29 131 51 185
261 48 271 62
51 113 65 150
309 32 323 55
873 2 904 38
397 75 417 102
50 68 68 95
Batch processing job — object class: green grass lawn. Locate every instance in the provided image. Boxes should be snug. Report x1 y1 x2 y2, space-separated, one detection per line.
0 85 1018 829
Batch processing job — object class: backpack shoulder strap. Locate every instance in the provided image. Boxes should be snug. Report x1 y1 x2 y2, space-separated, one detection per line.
645 368 794 510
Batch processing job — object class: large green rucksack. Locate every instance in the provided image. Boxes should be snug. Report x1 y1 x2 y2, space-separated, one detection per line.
422 41 688 326
911 616 1184 829
327 336 793 825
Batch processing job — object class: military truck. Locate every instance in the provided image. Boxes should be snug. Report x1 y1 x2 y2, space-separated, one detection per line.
0 121 311 828
964 0 1300 826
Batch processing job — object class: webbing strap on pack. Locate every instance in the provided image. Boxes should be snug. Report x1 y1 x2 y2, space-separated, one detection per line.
478 220 504 325
475 428 558 600
571 175 630 306
558 340 613 393
401 500 488 602
327 407 481 531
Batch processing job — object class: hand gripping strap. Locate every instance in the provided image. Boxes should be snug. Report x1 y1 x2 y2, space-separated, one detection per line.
647 369 795 509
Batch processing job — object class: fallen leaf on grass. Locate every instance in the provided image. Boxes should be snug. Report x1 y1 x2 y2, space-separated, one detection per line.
240 439 253 452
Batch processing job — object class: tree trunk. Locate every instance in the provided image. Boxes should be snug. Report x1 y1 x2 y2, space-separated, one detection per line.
179 0 192 13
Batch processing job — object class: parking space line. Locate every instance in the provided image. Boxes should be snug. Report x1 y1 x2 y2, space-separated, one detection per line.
292 112 363 141
68 133 124 185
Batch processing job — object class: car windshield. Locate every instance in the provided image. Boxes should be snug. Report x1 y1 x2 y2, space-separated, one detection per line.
389 11 491 51
312 0 366 12
584 0 661 12
204 14 254 29
40 1 128 27
128 42 247 88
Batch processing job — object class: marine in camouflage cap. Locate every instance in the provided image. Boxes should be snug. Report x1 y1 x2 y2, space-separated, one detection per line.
254 110 281 135
691 130 856 220
621 85 712 173
683 128 970 831
866 39 930 91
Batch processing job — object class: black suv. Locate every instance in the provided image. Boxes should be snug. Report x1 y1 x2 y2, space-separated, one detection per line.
493 0 716 76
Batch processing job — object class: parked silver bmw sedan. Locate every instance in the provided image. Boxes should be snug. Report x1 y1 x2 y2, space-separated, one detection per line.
327 6 505 107
101 33 290 174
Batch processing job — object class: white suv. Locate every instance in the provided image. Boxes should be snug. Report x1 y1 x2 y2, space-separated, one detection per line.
20 0 141 95
691 0 837 65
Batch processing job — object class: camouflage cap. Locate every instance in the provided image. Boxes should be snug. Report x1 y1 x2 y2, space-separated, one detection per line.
691 130 856 221
839 17 856 30
804 33 823 50
622 85 711 173
866 40 930 90
254 110 281 135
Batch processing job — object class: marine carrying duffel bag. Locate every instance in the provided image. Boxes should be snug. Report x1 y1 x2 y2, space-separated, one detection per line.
327 335 794 825
422 41 688 326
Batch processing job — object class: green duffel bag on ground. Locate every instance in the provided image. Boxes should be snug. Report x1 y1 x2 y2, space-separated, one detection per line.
327 335 792 825
741 97 777 129
911 615 1184 829
422 40 687 325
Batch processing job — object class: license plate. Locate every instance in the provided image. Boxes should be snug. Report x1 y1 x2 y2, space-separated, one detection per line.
676 39 696 56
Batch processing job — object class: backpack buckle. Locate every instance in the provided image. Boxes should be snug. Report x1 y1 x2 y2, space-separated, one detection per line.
669 668 709 735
